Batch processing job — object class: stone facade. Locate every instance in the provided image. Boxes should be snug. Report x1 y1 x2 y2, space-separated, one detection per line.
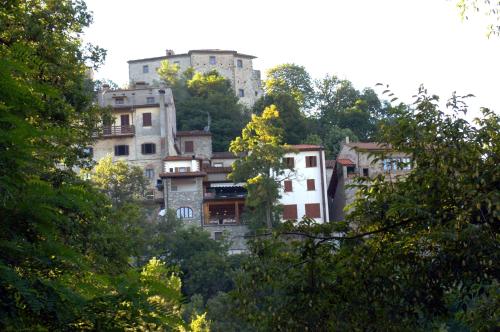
93 87 177 200
177 131 213 160
128 49 263 106
203 224 249 254
164 177 204 227
329 141 412 221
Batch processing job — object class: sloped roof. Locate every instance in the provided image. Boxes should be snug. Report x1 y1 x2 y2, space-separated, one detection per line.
337 158 356 167
346 142 392 150
287 144 324 152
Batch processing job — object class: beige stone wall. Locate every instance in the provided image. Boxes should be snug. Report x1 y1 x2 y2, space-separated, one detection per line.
128 51 263 106
177 135 213 160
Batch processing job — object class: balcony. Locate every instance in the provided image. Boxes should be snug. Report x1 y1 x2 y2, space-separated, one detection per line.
100 125 135 138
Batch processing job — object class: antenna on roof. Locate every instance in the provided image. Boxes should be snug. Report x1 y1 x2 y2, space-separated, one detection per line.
204 112 211 132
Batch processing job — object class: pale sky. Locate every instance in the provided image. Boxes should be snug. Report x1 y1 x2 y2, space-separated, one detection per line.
83 0 499 116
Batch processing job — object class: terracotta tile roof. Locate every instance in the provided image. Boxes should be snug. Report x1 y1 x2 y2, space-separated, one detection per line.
325 160 336 168
287 144 324 152
337 158 356 166
346 142 391 150
159 171 206 178
176 130 212 137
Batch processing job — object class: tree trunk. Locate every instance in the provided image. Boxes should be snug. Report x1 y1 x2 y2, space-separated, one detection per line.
265 202 272 229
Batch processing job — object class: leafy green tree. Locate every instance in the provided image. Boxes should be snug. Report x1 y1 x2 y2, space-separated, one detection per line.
157 59 181 86
231 90 500 331
252 92 308 144
0 1 193 330
82 155 148 207
322 125 359 159
153 215 236 301
166 70 250 151
230 105 291 229
265 63 315 110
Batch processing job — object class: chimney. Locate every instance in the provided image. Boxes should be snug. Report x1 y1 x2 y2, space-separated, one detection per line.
165 49 175 56
345 136 350 144
158 89 167 156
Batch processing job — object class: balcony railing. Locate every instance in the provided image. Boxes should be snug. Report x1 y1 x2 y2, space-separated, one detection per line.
101 125 135 137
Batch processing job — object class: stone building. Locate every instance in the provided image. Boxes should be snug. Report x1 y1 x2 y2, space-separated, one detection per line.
328 139 412 221
93 86 177 201
127 49 263 106
92 71 331 253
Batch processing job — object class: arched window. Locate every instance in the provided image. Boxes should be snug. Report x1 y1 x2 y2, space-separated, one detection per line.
176 207 193 219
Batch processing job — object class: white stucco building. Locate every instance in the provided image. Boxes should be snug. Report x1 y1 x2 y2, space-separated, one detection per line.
278 145 330 223
127 49 263 106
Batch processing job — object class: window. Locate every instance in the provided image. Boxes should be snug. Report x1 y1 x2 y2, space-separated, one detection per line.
209 56 216 65
238 89 245 97
307 179 315 191
114 145 129 156
141 143 156 155
175 167 191 173
184 141 194 153
284 180 293 192
115 98 124 105
363 168 369 176
120 114 130 126
176 207 193 219
283 204 298 220
383 158 394 171
142 65 149 73
145 168 155 179
305 203 321 218
146 96 155 104
213 162 223 167
143 112 152 126
214 231 223 241
305 156 317 167
236 59 243 68
283 157 294 168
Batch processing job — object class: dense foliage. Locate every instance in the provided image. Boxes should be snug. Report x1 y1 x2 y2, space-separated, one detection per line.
159 65 250 152
228 90 500 331
0 1 203 330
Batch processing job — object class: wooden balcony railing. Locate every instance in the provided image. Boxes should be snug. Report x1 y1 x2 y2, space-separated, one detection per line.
101 125 135 137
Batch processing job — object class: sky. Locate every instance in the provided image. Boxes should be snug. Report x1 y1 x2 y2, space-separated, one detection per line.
83 0 500 117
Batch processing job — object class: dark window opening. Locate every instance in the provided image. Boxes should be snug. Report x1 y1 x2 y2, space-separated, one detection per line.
306 156 317 167
184 141 194 153
141 143 156 155
143 113 152 126
114 145 129 156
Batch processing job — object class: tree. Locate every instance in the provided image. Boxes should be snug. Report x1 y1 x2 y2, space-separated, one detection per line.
0 1 194 330
265 63 315 111
166 70 250 152
229 105 291 229
157 59 181 86
153 214 236 302
230 90 500 330
456 0 500 37
252 93 308 144
82 155 148 207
